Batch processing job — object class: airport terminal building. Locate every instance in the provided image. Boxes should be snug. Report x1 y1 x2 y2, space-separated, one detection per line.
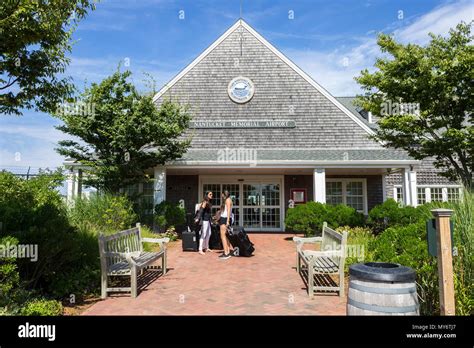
65 20 461 231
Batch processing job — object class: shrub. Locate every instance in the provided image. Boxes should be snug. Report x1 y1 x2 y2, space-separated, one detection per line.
285 202 364 236
335 226 375 272
367 199 421 233
0 171 101 303
0 169 65 233
369 222 439 315
20 298 63 316
0 236 20 308
328 204 365 228
68 193 137 235
154 201 186 233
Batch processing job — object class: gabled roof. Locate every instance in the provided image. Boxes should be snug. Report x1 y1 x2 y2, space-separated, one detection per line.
153 19 376 137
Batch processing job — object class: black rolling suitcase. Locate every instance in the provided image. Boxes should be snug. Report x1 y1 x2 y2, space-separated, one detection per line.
227 226 255 257
182 224 200 251
209 223 223 250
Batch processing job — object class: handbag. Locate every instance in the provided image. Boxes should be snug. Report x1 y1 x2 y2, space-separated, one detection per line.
214 209 221 222
194 208 202 226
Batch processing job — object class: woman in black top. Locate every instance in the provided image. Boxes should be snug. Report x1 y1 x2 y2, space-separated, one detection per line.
196 191 213 255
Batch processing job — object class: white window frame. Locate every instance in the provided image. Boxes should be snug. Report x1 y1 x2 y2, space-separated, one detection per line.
393 186 404 204
417 187 427 205
394 185 462 205
326 178 368 214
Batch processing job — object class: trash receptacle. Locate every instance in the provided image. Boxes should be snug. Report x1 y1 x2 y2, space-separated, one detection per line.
347 262 419 315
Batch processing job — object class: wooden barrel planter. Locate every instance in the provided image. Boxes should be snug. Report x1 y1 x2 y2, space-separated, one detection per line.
347 262 419 315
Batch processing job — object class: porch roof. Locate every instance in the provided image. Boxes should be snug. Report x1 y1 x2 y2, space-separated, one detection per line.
169 148 417 166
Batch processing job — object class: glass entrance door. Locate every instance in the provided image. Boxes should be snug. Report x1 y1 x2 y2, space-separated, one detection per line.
202 180 281 231
243 184 261 229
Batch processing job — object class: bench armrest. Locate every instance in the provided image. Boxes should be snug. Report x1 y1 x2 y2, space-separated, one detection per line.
142 237 170 249
293 236 322 251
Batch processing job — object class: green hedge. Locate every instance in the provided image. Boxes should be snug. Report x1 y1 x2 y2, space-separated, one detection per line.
285 202 364 236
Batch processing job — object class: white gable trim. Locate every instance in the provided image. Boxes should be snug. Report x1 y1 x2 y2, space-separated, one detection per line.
152 19 376 137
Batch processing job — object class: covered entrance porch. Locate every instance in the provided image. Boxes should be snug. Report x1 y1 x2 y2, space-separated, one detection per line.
159 162 419 232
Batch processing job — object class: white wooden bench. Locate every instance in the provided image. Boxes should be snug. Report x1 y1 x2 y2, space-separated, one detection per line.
98 223 169 298
293 222 348 298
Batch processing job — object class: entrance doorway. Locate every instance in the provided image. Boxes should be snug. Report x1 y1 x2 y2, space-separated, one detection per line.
200 176 284 231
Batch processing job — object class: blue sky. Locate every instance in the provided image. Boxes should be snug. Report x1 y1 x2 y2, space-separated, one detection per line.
1 0 473 171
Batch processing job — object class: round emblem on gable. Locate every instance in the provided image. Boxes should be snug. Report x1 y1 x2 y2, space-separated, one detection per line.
228 76 255 104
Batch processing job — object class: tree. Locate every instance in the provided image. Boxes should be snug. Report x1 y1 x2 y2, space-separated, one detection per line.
0 0 96 115
355 21 473 188
55 70 191 193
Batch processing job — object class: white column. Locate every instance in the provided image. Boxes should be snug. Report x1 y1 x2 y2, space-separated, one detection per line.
313 168 326 203
66 169 76 204
409 170 417 207
153 166 167 206
402 168 417 206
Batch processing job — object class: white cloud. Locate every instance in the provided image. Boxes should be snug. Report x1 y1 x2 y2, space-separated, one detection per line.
396 0 473 44
65 56 176 92
0 125 64 144
0 147 65 168
286 0 473 96
0 124 69 168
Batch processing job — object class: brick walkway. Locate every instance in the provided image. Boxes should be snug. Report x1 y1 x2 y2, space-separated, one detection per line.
82 233 347 315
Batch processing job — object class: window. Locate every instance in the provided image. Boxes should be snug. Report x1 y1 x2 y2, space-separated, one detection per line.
417 188 426 204
395 187 404 203
326 182 343 205
346 181 364 212
431 187 443 202
326 179 366 213
396 186 462 205
447 187 460 202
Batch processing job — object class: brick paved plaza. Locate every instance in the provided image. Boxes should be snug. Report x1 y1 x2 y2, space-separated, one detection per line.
83 233 347 315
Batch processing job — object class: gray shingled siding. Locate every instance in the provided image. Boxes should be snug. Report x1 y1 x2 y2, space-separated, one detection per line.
155 26 382 150
385 157 459 199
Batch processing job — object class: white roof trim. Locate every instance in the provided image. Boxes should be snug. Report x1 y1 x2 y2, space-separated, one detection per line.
152 19 376 137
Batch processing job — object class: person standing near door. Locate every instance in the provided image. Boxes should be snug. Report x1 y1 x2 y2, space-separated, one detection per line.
218 190 234 260
196 191 213 255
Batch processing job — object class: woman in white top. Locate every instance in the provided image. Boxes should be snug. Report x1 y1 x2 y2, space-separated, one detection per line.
218 190 234 260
